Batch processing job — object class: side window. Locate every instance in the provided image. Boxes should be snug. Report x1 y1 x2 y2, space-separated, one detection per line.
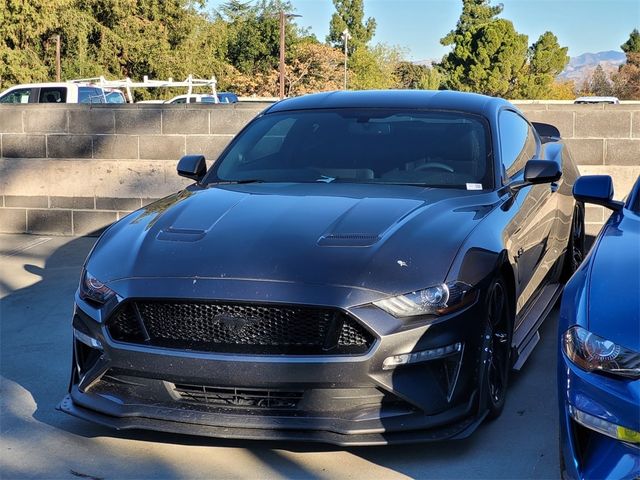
105 91 125 104
499 110 537 180
0 88 32 104
78 87 105 103
39 87 67 103
172 98 186 104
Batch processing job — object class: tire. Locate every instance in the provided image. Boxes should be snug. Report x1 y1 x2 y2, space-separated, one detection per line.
480 275 513 420
561 203 585 282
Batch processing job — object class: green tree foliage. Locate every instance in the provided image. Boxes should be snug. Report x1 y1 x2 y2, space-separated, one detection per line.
440 0 569 99
586 65 614 96
327 0 376 54
517 32 569 99
394 62 442 90
349 44 401 90
621 28 640 54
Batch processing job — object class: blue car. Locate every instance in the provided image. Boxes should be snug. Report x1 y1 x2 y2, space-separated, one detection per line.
558 174 640 479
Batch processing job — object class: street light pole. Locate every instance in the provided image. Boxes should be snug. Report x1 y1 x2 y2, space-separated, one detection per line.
278 11 302 99
341 28 351 90
55 34 61 82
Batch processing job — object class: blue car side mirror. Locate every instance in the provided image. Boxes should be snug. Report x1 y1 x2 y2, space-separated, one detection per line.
573 175 624 211
177 154 207 182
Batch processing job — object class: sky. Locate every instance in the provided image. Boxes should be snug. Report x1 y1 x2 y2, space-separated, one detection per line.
207 0 640 61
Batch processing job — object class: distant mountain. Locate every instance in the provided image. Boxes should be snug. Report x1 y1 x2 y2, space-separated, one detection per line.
558 50 626 85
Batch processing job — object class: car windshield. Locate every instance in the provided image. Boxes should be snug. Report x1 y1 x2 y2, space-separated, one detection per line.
207 109 493 189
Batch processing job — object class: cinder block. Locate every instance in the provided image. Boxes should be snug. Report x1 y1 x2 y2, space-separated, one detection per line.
73 210 117 236
162 110 209 134
27 209 72 235
584 205 604 223
209 107 259 134
0 158 49 196
142 197 163 207
115 109 161 134
48 160 94 197
524 110 574 138
50 196 95 209
24 109 67 133
564 139 604 165
575 111 631 139
0 208 27 233
185 135 232 161
605 139 640 166
69 110 114 134
92 161 168 198
95 197 141 210
4 195 48 208
632 112 640 139
0 109 23 133
47 135 92 158
139 136 184 160
93 135 138 159
2 134 46 158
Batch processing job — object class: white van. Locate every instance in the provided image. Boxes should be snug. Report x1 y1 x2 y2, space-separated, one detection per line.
0 82 126 104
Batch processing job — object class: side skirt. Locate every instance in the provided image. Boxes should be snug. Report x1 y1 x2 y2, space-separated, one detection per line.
511 282 563 371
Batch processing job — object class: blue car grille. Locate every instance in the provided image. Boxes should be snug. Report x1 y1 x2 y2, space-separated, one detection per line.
107 301 374 355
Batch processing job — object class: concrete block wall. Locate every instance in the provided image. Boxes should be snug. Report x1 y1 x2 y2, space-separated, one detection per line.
0 102 638 236
518 103 640 233
0 103 267 235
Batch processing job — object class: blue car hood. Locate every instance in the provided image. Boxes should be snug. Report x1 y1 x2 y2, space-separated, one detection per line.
88 183 496 297
587 213 640 351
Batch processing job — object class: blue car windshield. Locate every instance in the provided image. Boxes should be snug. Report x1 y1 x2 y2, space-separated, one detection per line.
207 109 493 189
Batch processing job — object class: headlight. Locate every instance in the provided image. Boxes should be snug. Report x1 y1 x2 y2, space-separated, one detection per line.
79 270 115 305
563 325 640 379
373 281 476 318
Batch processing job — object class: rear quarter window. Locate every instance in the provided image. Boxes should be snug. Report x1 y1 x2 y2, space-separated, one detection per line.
39 87 67 103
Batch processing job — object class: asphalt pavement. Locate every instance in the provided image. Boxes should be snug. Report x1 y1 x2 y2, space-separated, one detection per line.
1 233 562 479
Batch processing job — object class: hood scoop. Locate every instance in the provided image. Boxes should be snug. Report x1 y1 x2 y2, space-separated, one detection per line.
157 227 206 242
318 233 381 247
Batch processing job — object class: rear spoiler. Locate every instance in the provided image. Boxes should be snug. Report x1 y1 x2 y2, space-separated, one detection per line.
532 122 561 143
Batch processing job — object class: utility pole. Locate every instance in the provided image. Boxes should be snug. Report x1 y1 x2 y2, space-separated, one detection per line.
278 11 301 99
55 34 61 82
341 29 351 90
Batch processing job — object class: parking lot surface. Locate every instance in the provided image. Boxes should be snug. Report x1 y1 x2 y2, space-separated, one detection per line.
1 233 561 479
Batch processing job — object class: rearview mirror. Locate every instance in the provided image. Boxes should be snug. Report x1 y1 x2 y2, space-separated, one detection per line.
573 175 623 211
524 159 562 185
177 154 207 181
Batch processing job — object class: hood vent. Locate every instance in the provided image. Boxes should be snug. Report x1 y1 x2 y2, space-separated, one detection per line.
318 233 381 247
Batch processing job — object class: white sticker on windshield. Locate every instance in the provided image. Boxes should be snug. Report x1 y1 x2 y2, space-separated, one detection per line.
466 183 483 191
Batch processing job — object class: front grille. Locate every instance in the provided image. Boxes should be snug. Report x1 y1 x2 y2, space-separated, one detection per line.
108 301 374 355
173 384 303 410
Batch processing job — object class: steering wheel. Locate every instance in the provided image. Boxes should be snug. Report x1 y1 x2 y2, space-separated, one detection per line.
415 162 454 173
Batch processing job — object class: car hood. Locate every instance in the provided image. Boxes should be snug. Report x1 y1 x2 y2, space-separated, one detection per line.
587 213 640 351
88 183 497 298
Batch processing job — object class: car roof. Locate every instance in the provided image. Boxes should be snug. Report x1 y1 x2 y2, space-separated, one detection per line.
574 96 619 103
2 82 97 89
266 90 511 117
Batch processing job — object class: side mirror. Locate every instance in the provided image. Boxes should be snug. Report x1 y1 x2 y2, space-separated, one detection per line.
177 154 207 181
524 159 562 184
573 175 624 211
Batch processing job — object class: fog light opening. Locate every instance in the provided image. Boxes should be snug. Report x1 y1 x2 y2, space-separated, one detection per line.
74 328 103 350
569 405 640 444
383 342 463 370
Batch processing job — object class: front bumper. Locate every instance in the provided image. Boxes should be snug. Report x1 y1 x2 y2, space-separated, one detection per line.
558 352 640 480
60 278 490 445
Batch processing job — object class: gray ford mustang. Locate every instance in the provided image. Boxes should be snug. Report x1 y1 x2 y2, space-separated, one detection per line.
59 90 583 445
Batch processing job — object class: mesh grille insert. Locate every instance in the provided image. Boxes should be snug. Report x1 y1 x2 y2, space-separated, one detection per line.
108 301 373 355
173 384 303 410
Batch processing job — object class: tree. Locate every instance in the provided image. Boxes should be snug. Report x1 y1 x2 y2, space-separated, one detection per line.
440 15 528 96
585 64 614 96
621 28 640 54
441 0 502 47
327 0 376 54
349 43 401 90
286 42 343 95
517 32 569 99
612 29 640 99
395 62 443 90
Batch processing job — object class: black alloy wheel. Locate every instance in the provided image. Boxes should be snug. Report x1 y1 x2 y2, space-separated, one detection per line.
481 276 512 419
562 203 585 282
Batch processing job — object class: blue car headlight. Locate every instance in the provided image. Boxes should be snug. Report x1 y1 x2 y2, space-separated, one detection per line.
563 325 640 379
373 281 476 318
79 270 116 305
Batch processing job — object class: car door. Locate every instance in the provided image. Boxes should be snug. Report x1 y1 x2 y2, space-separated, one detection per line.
500 109 559 317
